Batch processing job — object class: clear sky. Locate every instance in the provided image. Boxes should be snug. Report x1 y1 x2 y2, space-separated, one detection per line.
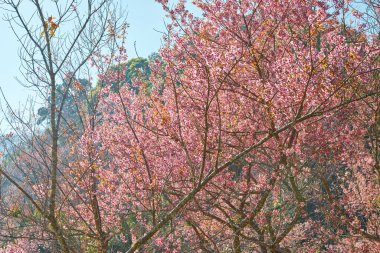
0 0 169 112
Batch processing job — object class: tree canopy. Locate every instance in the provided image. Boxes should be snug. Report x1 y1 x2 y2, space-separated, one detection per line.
0 0 379 252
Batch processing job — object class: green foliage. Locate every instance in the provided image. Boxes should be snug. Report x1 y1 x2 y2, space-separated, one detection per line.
36 78 90 125
125 57 151 84
9 207 21 218
91 56 155 97
107 217 132 252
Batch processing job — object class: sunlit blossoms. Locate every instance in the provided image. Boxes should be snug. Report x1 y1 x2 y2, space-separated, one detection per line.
0 0 379 252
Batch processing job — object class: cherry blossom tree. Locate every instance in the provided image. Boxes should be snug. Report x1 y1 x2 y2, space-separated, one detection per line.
81 0 379 252
1 0 379 252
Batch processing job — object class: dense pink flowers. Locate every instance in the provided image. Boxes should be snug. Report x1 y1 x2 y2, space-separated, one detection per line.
1 0 379 252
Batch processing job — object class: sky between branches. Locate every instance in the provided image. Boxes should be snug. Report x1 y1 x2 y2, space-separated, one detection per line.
0 0 169 112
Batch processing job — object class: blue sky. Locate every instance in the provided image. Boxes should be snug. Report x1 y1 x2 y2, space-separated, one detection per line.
0 0 169 111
